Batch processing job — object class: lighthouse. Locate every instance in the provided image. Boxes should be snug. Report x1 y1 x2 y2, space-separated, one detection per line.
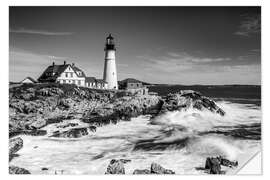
103 34 118 90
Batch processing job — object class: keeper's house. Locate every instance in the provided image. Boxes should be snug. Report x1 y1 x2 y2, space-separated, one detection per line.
38 61 108 89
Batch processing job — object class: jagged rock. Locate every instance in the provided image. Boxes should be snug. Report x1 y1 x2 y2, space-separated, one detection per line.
50 127 93 138
218 156 238 168
9 137 23 155
105 159 126 174
9 166 30 174
37 87 64 97
20 93 35 101
160 90 225 116
89 125 97 132
58 99 70 109
204 156 238 174
57 123 79 129
46 115 66 124
133 169 151 174
150 163 175 174
119 159 131 163
27 117 46 129
205 157 222 174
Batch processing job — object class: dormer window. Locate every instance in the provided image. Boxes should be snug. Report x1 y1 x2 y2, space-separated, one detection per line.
77 71 81 76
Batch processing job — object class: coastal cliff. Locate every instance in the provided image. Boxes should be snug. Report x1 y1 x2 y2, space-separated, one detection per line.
9 83 225 139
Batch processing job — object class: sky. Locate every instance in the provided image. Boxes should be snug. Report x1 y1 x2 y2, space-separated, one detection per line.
9 7 261 85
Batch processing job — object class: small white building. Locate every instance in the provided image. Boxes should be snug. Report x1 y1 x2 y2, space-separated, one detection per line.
85 77 108 89
21 77 37 84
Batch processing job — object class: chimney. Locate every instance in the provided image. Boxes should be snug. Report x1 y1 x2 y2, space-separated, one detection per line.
64 61 66 65
52 62 55 66
72 63 75 67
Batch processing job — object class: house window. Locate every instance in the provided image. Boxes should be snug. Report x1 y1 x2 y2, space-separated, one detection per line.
77 71 81 76
63 80 66 84
70 73 73 78
78 80 81 85
65 73 68 77
73 80 75 84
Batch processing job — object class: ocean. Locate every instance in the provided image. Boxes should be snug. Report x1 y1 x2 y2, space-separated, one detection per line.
10 85 261 174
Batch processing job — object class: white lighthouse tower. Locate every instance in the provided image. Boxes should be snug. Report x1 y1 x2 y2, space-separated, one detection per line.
103 34 118 90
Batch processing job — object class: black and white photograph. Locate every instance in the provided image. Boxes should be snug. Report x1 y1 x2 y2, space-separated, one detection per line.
8 6 261 175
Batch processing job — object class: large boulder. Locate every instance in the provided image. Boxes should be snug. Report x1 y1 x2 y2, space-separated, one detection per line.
105 159 126 174
205 157 222 174
9 137 23 155
204 156 238 174
132 163 175 174
150 163 175 174
9 166 30 174
50 127 96 138
27 117 47 129
159 90 225 116
219 156 238 168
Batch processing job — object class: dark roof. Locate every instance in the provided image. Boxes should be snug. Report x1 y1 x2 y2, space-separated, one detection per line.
85 77 107 84
85 77 96 83
119 78 151 86
96 79 107 84
38 64 86 82
72 66 86 77
21 77 37 83
38 64 69 82
121 78 142 84
107 33 114 40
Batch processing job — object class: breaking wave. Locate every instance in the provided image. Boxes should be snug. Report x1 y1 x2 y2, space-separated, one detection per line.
10 100 261 174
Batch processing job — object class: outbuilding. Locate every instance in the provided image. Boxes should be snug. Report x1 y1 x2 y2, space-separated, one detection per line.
21 77 37 84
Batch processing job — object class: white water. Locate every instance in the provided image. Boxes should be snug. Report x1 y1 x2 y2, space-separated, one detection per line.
10 101 261 174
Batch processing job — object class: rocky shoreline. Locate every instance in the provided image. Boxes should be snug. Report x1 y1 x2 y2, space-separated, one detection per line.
9 83 227 174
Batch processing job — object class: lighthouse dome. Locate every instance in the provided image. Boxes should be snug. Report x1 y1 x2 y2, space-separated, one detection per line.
105 33 116 51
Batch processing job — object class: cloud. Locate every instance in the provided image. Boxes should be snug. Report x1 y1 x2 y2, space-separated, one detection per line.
9 47 73 81
137 49 261 80
138 52 233 74
10 28 73 36
167 52 231 63
234 14 261 37
48 55 68 60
